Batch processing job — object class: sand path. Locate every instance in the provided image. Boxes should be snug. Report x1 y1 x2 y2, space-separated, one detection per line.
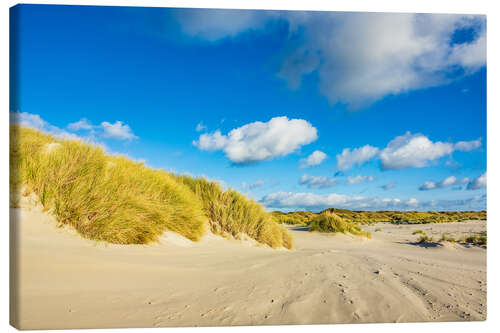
10 205 486 329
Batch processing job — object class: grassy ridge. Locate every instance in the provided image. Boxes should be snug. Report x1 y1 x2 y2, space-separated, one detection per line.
309 212 371 238
176 176 292 249
10 126 292 248
272 209 486 226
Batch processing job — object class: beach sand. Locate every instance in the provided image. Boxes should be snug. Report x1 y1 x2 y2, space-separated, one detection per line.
10 200 486 329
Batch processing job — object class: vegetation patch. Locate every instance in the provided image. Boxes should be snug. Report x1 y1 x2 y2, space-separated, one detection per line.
416 234 434 244
459 232 487 246
308 212 371 238
10 126 292 248
176 176 292 249
272 208 485 226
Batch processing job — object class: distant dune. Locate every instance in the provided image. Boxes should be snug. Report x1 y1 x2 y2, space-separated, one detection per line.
10 195 486 329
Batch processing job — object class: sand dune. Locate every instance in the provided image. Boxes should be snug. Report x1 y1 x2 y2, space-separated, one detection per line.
10 201 486 329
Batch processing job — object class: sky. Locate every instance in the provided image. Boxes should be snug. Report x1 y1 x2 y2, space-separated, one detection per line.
10 4 487 212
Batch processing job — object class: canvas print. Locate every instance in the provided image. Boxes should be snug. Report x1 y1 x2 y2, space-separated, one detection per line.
9 4 487 330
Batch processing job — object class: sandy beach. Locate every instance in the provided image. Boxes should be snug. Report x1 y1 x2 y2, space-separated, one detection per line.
10 200 486 329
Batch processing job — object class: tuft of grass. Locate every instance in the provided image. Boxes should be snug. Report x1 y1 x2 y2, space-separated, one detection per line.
416 234 434 244
374 228 382 232
176 176 292 249
10 126 292 248
459 232 486 246
271 211 316 226
309 212 371 238
412 229 426 235
439 233 456 243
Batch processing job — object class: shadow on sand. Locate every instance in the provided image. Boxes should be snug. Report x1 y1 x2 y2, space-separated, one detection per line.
288 226 310 232
400 241 443 248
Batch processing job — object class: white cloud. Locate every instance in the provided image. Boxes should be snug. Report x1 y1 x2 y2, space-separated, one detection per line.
381 182 396 191
379 132 454 170
260 191 486 211
346 175 374 185
196 122 207 132
175 8 272 41
455 138 482 152
193 116 317 164
68 118 93 131
176 11 485 108
300 150 327 168
101 121 137 140
467 172 486 190
336 145 379 171
249 179 265 189
10 112 80 140
299 174 337 189
419 176 469 191
337 133 482 171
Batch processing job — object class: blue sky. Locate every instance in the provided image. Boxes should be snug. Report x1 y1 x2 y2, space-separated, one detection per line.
10 4 487 211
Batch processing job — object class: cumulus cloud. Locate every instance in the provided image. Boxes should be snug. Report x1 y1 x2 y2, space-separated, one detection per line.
337 133 482 171
11 112 138 143
299 174 337 189
176 10 485 108
196 122 207 132
193 116 318 164
381 182 396 191
455 138 482 152
260 192 413 211
249 179 265 189
346 175 374 185
336 145 379 171
300 150 327 168
11 112 80 140
260 191 485 211
175 8 272 41
467 172 486 190
101 121 137 140
419 176 469 191
68 118 93 131
379 132 455 170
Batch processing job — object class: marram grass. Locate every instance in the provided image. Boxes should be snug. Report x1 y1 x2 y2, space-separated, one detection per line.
308 212 371 238
10 126 292 249
176 176 292 249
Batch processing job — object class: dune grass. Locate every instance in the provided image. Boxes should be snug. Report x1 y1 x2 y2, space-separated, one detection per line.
271 211 316 226
412 229 426 235
308 212 371 238
176 176 292 249
416 234 434 244
439 233 457 243
270 208 485 226
10 126 292 248
460 232 487 246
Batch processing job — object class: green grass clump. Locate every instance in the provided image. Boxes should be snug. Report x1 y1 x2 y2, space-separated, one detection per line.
10 126 292 248
439 233 456 243
10 126 207 244
271 211 316 226
374 228 382 232
412 230 426 235
176 176 292 249
460 232 487 246
416 234 434 244
309 212 371 238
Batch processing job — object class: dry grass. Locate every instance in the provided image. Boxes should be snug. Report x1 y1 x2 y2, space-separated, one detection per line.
460 232 487 246
10 126 292 248
270 208 486 226
416 234 434 244
176 176 292 249
308 212 371 238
